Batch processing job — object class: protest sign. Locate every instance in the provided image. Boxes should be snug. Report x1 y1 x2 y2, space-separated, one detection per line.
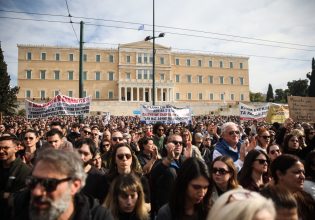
239 102 269 121
140 105 192 124
266 103 289 124
103 112 111 125
288 96 315 122
25 94 91 119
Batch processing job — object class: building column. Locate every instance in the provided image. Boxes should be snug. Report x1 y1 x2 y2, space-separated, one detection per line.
149 88 152 103
160 88 163 102
124 87 127 102
137 87 139 102
155 87 158 104
118 85 121 101
131 87 134 102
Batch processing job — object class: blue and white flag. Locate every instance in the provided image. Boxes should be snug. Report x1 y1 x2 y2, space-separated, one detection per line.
138 24 144 31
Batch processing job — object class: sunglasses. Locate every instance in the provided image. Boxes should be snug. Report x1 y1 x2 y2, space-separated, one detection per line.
255 159 268 165
83 130 91 135
102 143 110 147
212 167 230 175
270 149 280 155
260 136 270 140
112 137 123 142
171 141 183 145
228 130 240 135
24 137 35 140
158 128 164 131
117 153 132 160
25 176 72 193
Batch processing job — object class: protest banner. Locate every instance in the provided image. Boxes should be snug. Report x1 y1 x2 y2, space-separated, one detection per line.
288 96 315 122
25 94 91 119
239 102 269 121
266 103 289 124
103 112 111 125
140 105 192 124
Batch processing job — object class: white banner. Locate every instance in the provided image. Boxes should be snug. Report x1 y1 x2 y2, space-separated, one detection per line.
239 102 269 120
140 105 192 124
25 95 91 119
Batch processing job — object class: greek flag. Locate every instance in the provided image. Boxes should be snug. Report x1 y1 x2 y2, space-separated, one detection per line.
138 24 144 31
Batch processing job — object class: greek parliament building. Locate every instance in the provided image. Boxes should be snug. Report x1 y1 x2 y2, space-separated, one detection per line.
17 41 249 115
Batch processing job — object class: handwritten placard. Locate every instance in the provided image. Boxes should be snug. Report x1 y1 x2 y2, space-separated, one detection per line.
288 96 315 122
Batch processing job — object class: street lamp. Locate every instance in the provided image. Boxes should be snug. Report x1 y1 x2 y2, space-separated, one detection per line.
145 0 165 106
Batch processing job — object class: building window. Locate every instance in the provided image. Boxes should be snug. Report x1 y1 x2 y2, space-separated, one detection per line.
198 60 202 67
54 90 59 96
126 55 131 64
240 63 243 69
69 54 74 61
83 71 87 80
208 75 213 84
27 52 32 60
239 77 244 85
208 60 212 67
40 70 45 80
175 74 180 83
108 91 114 99
95 72 100 80
41 52 46 60
230 76 234 85
160 73 165 80
209 93 214 100
160 57 164 64
199 93 203 100
149 54 153 64
96 54 101 62
143 70 148 80
95 91 100 99
55 53 60 61
198 75 203 84
230 62 233 68
126 72 131 80
220 76 224 84
68 91 73 97
68 71 74 80
240 94 244 101
83 91 87 97
26 70 32 79
83 54 87 62
149 70 153 79
176 93 180 100
220 61 223 68
187 75 192 83
220 93 225 101
26 90 31 98
40 90 45 99
230 94 235 101
137 54 142 64
186 59 191 66
137 70 142 79
108 72 114 81
175 58 179 65
188 93 192 100
54 71 60 80
144 54 148 64
109 55 114 63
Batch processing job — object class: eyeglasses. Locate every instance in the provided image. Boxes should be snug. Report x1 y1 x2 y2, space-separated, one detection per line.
25 176 72 193
112 137 123 142
102 143 110 147
260 136 270 140
0 146 13 151
158 128 164 131
255 159 268 165
228 130 240 136
117 153 132 160
171 141 183 145
225 191 253 205
212 167 230 175
270 149 280 155
83 130 91 135
24 137 35 140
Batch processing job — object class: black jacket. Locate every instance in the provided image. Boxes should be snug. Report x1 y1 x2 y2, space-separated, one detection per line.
10 190 114 220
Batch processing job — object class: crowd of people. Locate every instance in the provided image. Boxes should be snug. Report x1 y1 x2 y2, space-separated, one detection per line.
0 114 315 220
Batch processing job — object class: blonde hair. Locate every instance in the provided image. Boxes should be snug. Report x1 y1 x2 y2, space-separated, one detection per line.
207 188 275 220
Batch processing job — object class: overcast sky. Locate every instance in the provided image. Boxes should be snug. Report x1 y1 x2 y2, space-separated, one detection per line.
0 0 314 93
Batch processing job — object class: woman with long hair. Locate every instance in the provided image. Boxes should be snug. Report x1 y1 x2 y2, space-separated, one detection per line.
267 143 282 162
22 129 39 167
156 157 210 220
104 174 149 220
255 127 271 153
209 156 240 206
238 149 270 192
282 134 305 160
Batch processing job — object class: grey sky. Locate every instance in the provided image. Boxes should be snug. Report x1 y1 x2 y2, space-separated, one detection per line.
1 0 314 93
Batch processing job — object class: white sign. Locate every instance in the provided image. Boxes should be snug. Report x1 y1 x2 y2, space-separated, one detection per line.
103 112 111 125
25 95 91 119
239 103 269 120
140 105 192 124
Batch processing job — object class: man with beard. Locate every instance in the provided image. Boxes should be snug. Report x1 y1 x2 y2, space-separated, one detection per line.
75 138 108 203
11 148 113 220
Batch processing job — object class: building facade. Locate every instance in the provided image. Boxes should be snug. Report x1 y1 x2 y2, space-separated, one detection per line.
17 41 250 106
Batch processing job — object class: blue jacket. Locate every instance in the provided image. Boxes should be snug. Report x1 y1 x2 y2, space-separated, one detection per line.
214 138 242 161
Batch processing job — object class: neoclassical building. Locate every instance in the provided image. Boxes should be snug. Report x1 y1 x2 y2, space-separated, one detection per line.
17 41 250 105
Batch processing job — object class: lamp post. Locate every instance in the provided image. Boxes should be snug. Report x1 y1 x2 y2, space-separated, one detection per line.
145 0 165 106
